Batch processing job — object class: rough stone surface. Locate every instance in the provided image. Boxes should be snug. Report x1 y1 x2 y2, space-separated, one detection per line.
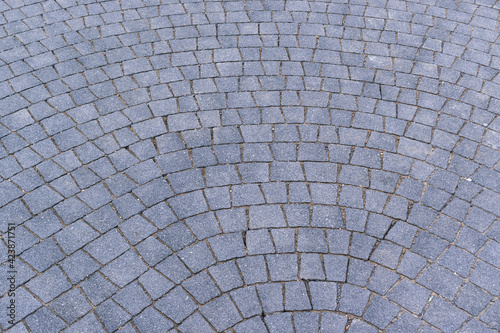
0 0 499 331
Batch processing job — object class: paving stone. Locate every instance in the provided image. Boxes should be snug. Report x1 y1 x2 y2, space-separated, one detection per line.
156 255 191 285
26 266 71 303
209 261 244 293
208 232 246 261
265 313 293 333
339 284 371 316
64 313 106 333
385 312 421 333
350 233 377 259
347 258 375 287
320 312 348 333
271 228 296 253
249 205 286 228
387 278 431 315
291 312 319 333
267 254 298 281
481 300 500 331
155 150 192 174
100 250 147 287
178 241 216 273
368 266 400 295
50 288 92 324
437 245 475 278
139 269 174 300
298 253 325 280
21 238 65 272
120 215 156 245
133 307 174 333
54 219 98 254
456 282 492 316
246 229 275 255
423 297 468 333
182 271 220 304
84 229 130 264
386 221 418 248
23 185 63 214
460 318 497 333
95 300 132 332
363 296 400 329
371 241 403 269
416 264 463 300
155 287 197 324
230 286 262 319
60 250 100 284
412 231 448 260
297 228 328 253
285 281 311 311
200 294 242 331
84 204 122 233
236 256 268 286
167 190 208 219
25 307 66 333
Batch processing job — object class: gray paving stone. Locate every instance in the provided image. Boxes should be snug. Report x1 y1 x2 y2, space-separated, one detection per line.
23 185 63 214
481 300 500 331
84 229 130 264
25 307 66 333
249 205 286 228
167 190 208 219
200 295 242 331
26 266 71 303
155 287 197 324
133 307 174 333
231 286 262 319
50 288 92 324
347 258 375 287
21 238 65 272
417 264 463 300
456 282 492 316
412 231 449 260
364 296 401 329
297 228 328 253
319 312 347 333
139 269 174 301
271 228 296 253
385 312 421 333
367 266 400 295
95 300 132 332
299 253 325 280
293 312 320 333
265 313 293 333
388 278 431 315
100 250 147 287
339 284 371 316
54 219 98 254
423 297 468 333
84 204 122 233
79 273 118 307
246 229 275 255
178 241 215 273
285 281 311 311
208 232 246 261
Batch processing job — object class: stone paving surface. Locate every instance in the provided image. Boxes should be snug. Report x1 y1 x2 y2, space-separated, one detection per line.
0 0 500 331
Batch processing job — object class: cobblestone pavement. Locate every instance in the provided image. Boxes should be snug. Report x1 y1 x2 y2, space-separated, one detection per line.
0 0 500 332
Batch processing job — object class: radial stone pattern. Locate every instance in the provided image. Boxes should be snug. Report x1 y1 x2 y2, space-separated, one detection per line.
1 0 500 332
